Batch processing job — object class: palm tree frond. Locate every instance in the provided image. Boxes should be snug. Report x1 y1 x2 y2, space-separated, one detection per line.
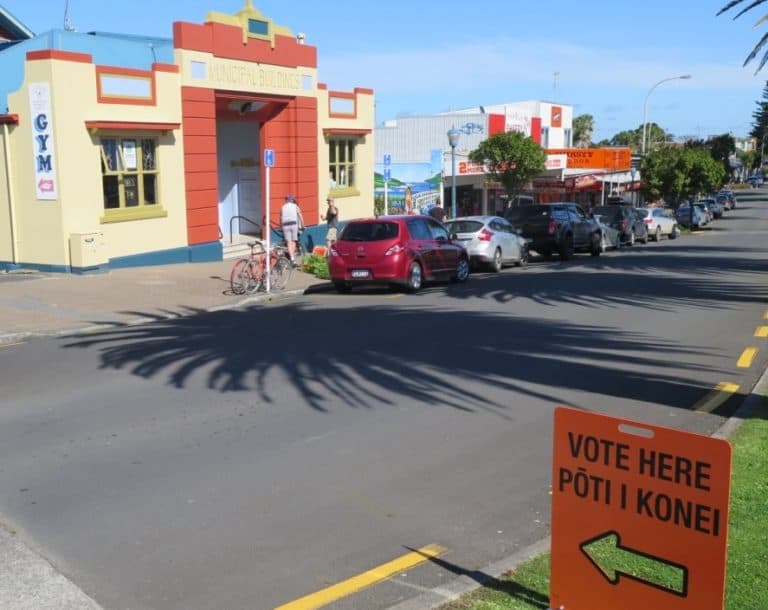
754 13 768 26
717 0 746 16
734 0 768 20
754 48 768 73
744 30 768 67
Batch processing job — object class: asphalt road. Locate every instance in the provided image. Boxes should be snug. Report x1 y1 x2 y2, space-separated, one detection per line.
1 191 767 610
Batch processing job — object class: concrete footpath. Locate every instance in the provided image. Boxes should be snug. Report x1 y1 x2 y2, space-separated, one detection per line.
0 258 330 343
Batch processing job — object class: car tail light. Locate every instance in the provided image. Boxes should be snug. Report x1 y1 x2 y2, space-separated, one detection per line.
644 218 652 225
547 220 558 235
385 243 405 256
478 228 493 241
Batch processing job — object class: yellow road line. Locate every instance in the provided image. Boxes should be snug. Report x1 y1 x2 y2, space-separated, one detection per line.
756 326 768 338
764 311 768 320
694 382 740 413
274 544 447 610
737 348 759 368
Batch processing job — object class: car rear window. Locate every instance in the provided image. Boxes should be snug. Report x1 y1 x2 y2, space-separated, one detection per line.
340 222 399 241
591 206 621 220
504 206 553 222
444 220 484 233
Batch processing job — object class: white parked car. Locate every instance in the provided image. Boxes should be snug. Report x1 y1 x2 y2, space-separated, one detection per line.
636 207 679 241
444 215 528 271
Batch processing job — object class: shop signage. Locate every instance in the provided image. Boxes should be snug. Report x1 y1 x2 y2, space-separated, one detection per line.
545 154 567 170
546 148 631 171
550 406 731 610
28 82 58 200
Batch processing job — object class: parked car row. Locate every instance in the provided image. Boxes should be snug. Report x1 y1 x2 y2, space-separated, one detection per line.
676 190 738 228
327 193 731 293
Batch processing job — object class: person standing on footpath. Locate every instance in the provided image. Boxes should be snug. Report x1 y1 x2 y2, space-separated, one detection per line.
321 197 339 253
428 201 446 222
280 195 305 267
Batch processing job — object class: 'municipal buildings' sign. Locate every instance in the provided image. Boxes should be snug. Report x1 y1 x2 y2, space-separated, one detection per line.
29 82 58 200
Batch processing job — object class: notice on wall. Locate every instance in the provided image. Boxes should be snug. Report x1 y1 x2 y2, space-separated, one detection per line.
28 82 58 200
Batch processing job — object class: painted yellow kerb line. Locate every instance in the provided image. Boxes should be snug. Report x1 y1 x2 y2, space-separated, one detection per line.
273 543 447 610
737 347 759 368
755 326 768 338
694 382 740 413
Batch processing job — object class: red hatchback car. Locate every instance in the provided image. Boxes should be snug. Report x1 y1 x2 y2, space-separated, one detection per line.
328 215 470 293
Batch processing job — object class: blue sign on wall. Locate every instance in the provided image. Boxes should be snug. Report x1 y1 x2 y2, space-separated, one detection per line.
264 148 275 167
384 153 391 166
384 168 391 182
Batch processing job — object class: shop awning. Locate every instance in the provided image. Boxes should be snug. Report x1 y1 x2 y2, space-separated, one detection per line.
322 128 371 136
85 121 180 133
0 114 19 125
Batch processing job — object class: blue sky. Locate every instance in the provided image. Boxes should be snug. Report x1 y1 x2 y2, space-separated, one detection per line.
3 0 766 140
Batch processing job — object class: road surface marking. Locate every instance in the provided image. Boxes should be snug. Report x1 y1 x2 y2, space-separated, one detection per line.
755 326 768 338
764 311 768 320
737 348 758 368
694 382 740 413
0 341 25 349
273 543 447 610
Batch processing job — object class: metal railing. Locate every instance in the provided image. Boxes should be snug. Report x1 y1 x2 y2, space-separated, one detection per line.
228 215 262 244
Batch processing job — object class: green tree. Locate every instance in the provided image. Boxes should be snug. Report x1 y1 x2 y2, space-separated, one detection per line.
603 123 670 152
685 133 736 178
718 1 768 73
642 147 726 205
573 114 594 148
468 131 546 198
749 81 768 139
739 148 761 174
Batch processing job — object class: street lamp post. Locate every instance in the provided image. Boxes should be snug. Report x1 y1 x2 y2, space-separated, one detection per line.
447 127 460 218
641 75 691 155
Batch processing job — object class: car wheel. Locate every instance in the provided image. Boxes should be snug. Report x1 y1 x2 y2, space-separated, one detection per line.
628 230 635 246
515 244 529 267
405 261 423 293
590 232 601 257
600 231 608 253
670 224 679 239
333 281 352 293
640 230 648 244
490 248 502 272
654 226 662 242
559 234 575 260
452 257 470 283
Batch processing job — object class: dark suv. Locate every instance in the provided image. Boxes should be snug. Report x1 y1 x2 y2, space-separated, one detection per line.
591 205 648 246
504 202 602 259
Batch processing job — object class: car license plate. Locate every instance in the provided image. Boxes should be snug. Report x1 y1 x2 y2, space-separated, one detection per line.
351 269 369 278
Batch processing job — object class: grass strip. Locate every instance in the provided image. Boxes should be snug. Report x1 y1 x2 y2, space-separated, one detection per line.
438 399 768 610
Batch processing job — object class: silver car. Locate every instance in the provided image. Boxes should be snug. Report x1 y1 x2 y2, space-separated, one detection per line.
636 207 679 241
444 215 528 272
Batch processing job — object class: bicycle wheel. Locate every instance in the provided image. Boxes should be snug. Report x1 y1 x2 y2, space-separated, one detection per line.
230 259 261 295
270 255 292 290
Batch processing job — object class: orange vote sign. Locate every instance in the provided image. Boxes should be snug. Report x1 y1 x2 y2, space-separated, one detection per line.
550 407 731 610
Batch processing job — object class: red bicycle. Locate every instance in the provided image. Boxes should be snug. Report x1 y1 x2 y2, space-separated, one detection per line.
230 241 293 295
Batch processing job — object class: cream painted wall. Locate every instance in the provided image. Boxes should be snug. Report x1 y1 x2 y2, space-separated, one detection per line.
0 125 14 263
8 58 187 268
317 88 375 222
7 60 66 266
